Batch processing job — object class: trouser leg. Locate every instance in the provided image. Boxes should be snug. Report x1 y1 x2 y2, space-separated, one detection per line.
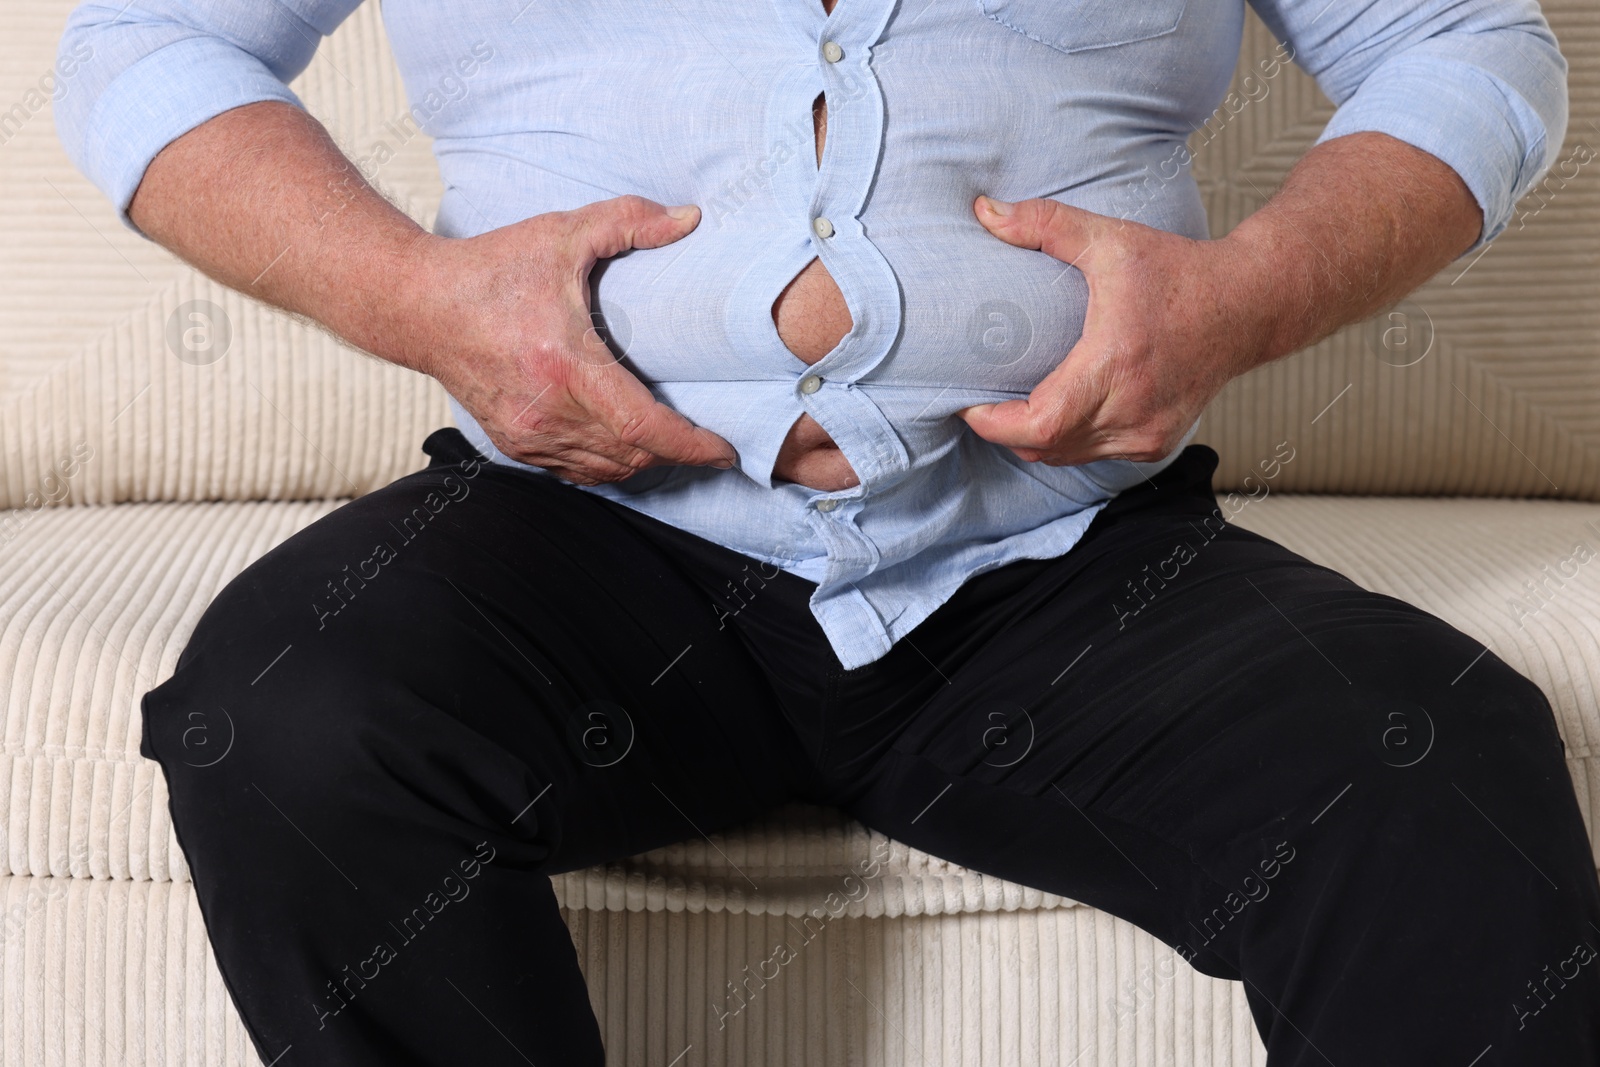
834 446 1600 1064
139 430 819 1067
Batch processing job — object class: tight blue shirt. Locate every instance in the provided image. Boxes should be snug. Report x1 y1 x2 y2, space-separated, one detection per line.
57 0 1567 668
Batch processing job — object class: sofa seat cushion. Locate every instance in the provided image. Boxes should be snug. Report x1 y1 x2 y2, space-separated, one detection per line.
2 495 1597 895
0 872 1267 1067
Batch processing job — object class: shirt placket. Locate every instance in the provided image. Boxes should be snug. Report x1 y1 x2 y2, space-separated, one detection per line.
769 0 908 598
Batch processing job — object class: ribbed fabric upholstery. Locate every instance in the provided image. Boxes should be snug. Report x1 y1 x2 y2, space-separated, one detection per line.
0 876 256 1067
0 876 1266 1067
4 0 1598 1063
4 496 1597 887
564 907 1268 1067
0 272 449 509
0 0 449 507
1190 9 1600 501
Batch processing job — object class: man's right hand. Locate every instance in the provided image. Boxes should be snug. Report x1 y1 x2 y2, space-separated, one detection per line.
405 196 738 486
127 104 736 489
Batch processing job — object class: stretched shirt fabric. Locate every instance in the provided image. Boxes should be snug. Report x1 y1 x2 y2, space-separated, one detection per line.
58 0 1568 669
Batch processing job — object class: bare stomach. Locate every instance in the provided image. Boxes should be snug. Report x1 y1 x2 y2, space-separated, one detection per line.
772 260 856 489
771 0 858 492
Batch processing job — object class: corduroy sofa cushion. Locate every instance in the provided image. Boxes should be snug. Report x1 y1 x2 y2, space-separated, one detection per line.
3 494 1596 886
0 873 1268 1067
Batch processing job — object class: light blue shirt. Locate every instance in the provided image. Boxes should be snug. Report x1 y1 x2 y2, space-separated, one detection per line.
58 0 1567 669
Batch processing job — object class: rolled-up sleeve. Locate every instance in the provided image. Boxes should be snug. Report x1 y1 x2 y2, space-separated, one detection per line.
1248 0 1569 257
54 0 362 233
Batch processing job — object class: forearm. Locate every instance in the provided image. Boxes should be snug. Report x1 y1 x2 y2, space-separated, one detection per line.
128 100 437 375
1222 130 1483 368
122 97 733 482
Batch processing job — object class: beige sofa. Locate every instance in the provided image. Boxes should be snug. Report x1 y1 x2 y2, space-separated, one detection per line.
2 3 1596 1064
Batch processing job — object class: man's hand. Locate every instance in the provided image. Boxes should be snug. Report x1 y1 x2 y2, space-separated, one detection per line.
128 103 736 488
958 133 1484 470
406 197 737 486
957 195 1271 467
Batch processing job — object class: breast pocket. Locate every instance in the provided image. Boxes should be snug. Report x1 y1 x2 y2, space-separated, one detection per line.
978 0 1188 54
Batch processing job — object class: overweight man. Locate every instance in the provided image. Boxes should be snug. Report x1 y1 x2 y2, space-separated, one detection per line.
55 0 1600 1063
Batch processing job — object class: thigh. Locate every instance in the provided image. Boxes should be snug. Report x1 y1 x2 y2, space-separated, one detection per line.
145 435 817 871
139 431 819 1065
841 452 1600 1061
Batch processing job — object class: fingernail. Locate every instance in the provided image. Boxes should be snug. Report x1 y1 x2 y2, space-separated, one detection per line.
712 458 735 470
980 196 1013 217
667 204 699 221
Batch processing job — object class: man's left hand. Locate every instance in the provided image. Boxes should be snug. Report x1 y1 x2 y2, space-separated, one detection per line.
958 195 1275 467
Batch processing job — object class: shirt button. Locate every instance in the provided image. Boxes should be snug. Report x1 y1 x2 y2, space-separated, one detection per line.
822 40 844 63
816 498 839 513
798 374 823 394
812 216 834 239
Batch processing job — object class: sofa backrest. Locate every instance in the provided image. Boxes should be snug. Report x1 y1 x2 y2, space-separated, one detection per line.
1192 6 1599 501
2 1 1595 508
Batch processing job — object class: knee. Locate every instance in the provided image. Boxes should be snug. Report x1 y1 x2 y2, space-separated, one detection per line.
1426 658 1568 782
139 572 412 787
141 645 368 789
1248 649 1577 856
1337 659 1590 874
141 501 452 773
1301 607 1566 782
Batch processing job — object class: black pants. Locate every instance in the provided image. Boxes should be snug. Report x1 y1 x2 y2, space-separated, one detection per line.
142 427 1600 1066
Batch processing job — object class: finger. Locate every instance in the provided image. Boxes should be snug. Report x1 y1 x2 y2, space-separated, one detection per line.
490 383 641 469
959 343 1104 453
958 397 1047 451
539 449 649 486
974 196 1117 272
489 407 638 480
959 402 1131 467
570 195 701 263
573 361 739 469
485 411 644 482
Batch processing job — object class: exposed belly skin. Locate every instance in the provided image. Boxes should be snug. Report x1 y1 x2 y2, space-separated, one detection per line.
772 0 859 492
772 257 857 489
